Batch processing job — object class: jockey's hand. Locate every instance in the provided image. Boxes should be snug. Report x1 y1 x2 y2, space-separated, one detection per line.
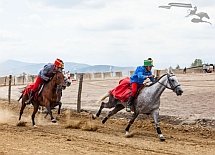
148 75 155 78
43 76 49 81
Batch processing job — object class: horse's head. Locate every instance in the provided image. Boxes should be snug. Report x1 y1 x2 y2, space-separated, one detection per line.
62 77 71 90
166 73 183 96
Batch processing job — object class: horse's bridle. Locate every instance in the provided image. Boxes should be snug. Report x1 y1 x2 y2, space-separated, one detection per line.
158 74 181 91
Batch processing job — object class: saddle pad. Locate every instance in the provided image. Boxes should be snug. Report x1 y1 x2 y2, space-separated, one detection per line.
110 77 131 102
23 83 34 95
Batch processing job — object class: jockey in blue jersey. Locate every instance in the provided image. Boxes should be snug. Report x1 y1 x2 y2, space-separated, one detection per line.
126 58 155 112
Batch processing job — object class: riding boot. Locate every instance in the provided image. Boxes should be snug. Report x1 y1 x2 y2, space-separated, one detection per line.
25 90 35 104
126 96 135 112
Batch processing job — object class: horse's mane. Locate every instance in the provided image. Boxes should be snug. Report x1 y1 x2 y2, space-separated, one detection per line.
146 73 168 87
136 73 168 95
50 71 63 81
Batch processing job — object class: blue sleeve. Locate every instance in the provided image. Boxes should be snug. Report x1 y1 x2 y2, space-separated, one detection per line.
136 67 147 81
39 70 49 81
39 63 54 81
137 72 147 81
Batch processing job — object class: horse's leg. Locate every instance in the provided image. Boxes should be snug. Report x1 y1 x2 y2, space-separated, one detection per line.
93 95 116 119
92 101 108 119
95 102 105 117
32 103 39 127
46 103 56 123
43 107 49 118
102 104 124 124
57 101 62 115
19 99 26 121
44 111 48 118
125 112 139 136
44 101 61 119
152 109 165 141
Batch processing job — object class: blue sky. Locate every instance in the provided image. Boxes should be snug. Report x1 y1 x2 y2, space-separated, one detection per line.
0 0 215 69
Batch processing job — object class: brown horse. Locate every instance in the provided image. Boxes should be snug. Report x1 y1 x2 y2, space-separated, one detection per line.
18 71 66 126
41 76 71 118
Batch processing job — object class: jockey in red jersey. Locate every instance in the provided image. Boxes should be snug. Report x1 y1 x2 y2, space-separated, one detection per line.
126 58 155 112
25 58 64 104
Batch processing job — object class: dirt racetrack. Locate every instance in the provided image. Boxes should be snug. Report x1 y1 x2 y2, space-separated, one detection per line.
0 73 215 154
0 99 215 155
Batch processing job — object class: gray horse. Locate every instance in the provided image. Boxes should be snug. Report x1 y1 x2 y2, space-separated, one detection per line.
93 71 183 141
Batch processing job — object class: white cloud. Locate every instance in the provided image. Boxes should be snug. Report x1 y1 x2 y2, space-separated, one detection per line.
194 0 215 7
28 0 106 10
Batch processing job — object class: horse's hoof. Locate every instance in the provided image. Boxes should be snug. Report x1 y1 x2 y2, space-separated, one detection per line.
33 125 37 128
159 134 165 141
160 137 165 142
102 119 106 124
92 114 97 120
125 131 134 138
51 119 57 123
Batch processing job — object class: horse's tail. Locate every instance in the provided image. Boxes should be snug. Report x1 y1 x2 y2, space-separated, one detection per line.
96 92 110 104
17 87 26 102
17 93 23 102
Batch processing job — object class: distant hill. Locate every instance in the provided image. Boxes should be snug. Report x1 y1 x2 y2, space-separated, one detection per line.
78 65 134 75
0 60 134 76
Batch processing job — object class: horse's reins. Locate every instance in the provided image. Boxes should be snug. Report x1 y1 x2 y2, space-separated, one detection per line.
157 74 180 91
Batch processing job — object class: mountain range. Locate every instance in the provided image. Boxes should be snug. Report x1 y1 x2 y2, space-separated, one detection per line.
0 60 135 76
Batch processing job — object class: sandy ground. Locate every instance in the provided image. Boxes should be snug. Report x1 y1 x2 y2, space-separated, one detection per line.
0 73 215 154
0 99 215 155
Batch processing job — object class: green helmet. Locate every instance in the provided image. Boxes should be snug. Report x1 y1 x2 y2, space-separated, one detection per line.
144 59 154 67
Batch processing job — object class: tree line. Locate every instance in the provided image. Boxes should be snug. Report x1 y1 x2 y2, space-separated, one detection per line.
175 59 203 69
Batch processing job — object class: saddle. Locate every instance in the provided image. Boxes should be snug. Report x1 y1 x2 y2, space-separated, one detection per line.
23 83 45 100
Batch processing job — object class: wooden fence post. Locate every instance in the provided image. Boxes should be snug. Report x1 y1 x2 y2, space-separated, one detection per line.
8 75 12 104
4 76 7 86
77 74 83 113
